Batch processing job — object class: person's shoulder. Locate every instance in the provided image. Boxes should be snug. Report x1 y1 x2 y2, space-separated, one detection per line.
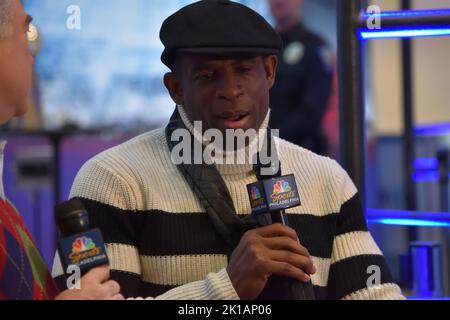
70 128 169 209
297 25 328 48
277 137 357 209
85 127 167 170
0 198 27 231
103 127 166 155
276 136 329 160
0 198 39 249
276 137 348 181
72 127 169 192
292 25 333 70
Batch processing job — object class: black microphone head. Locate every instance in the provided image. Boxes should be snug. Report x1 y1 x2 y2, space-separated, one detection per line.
55 199 89 236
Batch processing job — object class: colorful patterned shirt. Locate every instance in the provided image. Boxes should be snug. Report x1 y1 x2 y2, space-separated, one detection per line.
0 141 58 300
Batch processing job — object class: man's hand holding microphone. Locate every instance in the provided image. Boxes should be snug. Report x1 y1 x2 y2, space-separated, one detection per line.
227 223 316 300
53 199 124 300
227 174 316 300
54 266 123 300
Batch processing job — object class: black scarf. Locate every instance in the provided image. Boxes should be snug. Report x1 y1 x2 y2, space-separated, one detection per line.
165 108 316 300
164 108 277 252
166 109 281 253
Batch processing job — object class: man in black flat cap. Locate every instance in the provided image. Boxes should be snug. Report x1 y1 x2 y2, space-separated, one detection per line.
53 0 404 300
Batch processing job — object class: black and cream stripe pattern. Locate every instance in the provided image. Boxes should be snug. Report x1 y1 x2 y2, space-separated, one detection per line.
52 109 404 300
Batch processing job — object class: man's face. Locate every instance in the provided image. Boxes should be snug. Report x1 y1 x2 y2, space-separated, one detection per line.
0 0 34 121
268 0 302 22
164 54 277 133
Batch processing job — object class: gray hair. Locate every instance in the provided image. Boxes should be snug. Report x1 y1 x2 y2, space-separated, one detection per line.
0 0 14 39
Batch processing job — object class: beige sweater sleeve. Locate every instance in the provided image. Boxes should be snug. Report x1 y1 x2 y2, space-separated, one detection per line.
65 158 240 300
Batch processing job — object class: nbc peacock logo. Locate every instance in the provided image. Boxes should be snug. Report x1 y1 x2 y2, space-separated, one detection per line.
270 180 296 204
71 236 96 254
251 186 262 201
272 180 292 195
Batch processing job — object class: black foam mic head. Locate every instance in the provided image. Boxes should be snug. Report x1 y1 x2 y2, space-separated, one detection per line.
55 199 89 236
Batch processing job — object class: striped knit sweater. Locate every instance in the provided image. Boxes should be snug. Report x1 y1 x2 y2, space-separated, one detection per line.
52 108 404 300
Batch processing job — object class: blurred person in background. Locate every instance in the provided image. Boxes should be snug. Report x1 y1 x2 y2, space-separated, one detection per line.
268 0 334 155
0 0 123 300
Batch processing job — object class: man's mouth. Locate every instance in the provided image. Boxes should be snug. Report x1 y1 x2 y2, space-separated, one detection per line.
217 111 251 129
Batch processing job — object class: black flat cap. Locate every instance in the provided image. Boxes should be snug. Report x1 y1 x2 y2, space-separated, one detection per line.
160 0 283 69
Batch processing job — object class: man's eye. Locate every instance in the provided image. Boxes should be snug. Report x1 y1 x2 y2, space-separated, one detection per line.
237 66 252 73
196 71 214 81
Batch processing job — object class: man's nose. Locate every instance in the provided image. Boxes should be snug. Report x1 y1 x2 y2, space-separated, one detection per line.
217 71 244 101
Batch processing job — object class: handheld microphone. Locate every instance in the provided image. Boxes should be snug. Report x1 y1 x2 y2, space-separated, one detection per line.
55 199 109 277
247 173 316 300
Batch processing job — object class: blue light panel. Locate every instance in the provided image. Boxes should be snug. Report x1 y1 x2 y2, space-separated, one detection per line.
359 9 450 39
414 158 439 171
368 218 450 228
413 171 450 182
366 209 450 228
415 122 450 136
362 9 450 19
360 27 450 39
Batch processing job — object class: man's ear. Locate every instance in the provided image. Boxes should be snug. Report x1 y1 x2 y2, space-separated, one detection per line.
263 55 278 89
164 72 183 105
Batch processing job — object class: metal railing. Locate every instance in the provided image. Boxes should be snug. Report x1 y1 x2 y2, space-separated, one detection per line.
337 1 450 222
